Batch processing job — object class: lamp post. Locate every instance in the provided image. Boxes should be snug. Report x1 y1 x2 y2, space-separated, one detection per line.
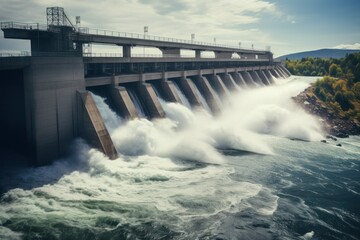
144 26 148 56
191 33 195 43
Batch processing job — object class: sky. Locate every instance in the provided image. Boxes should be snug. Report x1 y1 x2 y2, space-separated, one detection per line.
0 0 359 56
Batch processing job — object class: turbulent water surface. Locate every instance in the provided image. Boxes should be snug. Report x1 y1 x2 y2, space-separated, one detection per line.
0 76 359 240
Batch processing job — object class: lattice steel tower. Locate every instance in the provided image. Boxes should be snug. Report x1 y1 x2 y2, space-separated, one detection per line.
46 7 74 27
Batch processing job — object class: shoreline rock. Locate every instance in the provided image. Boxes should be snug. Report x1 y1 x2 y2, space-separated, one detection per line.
293 87 360 138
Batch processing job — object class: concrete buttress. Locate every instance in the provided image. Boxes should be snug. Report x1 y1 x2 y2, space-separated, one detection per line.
177 78 203 108
108 86 138 119
78 90 118 160
135 83 165 118
193 76 222 114
220 73 238 91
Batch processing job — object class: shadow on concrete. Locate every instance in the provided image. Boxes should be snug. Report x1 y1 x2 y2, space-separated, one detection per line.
0 139 90 195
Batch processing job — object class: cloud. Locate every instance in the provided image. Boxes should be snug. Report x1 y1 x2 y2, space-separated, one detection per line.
138 0 189 14
332 43 360 50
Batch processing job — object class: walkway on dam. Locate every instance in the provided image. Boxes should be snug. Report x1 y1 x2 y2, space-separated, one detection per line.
1 21 270 59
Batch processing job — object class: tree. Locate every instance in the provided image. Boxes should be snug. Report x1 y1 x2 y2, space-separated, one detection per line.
329 63 342 77
334 91 353 111
353 82 360 99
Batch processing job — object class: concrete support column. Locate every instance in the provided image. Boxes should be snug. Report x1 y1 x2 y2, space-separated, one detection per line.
230 72 248 87
279 65 291 76
220 73 238 91
250 71 264 85
108 86 138 119
241 71 256 86
160 48 181 58
277 65 290 77
275 67 286 78
264 70 275 84
214 51 233 59
177 78 203 108
195 50 201 58
23 57 85 165
123 45 131 58
77 90 118 160
135 83 165 118
270 68 281 79
158 80 182 103
193 76 222 114
257 70 271 85
207 74 230 97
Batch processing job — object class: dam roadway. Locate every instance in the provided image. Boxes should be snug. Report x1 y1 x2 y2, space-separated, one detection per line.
0 7 291 166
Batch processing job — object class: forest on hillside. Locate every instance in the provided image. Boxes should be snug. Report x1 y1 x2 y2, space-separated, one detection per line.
286 53 360 120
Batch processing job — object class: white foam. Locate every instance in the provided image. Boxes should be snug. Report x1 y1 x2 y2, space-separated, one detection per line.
302 231 315 239
91 92 122 133
0 226 22 240
0 76 327 239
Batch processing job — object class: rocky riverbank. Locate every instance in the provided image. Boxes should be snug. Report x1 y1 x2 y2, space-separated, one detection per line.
293 87 360 138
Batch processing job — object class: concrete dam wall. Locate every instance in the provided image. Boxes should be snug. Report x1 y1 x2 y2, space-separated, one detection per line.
0 56 290 166
0 9 290 165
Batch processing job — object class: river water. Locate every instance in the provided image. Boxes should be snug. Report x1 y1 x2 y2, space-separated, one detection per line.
0 76 359 240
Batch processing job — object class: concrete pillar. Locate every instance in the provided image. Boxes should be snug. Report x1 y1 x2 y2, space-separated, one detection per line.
160 48 181 58
177 78 203 108
275 67 286 78
220 73 238 91
230 72 248 87
250 71 264 86
135 83 165 118
77 91 118 160
158 80 182 103
261 70 272 85
257 70 271 86
277 66 290 77
195 50 201 58
23 57 85 166
123 45 131 58
284 66 292 76
193 76 222 114
241 71 256 86
264 70 275 84
270 69 282 79
214 51 233 59
207 74 230 97
108 86 138 119
279 65 291 76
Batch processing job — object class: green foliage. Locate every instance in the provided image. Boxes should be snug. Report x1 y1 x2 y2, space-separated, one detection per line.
329 63 342 77
353 82 360 100
334 91 353 111
285 52 360 79
288 53 360 118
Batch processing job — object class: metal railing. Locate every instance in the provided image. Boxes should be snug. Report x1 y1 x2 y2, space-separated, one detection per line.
82 53 216 58
1 21 267 52
78 27 259 50
0 51 268 60
0 51 31 57
1 22 48 31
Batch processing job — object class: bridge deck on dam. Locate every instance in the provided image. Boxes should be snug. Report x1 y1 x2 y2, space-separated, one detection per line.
1 22 270 56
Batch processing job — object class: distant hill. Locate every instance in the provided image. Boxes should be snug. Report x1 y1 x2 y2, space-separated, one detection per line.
276 49 360 61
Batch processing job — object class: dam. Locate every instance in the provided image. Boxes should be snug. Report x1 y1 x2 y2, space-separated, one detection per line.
0 7 291 166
